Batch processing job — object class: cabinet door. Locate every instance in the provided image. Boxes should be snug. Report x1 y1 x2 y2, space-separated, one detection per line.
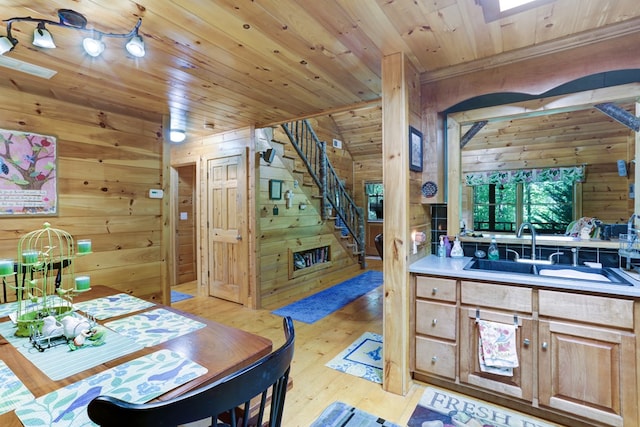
459 307 534 401
539 320 636 427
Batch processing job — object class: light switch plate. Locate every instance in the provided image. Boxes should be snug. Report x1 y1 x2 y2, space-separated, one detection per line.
149 189 164 199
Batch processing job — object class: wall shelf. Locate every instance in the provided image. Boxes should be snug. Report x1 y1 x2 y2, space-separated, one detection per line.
289 245 331 279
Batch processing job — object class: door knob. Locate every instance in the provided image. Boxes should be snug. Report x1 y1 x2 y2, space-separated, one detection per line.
523 338 530 346
432 319 438 326
541 342 548 350
431 287 438 295
431 356 438 363
236 235 242 240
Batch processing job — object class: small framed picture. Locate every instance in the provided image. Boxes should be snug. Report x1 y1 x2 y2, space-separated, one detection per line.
269 179 283 200
409 126 423 172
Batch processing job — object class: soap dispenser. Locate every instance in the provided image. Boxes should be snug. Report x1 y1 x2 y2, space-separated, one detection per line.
451 235 464 258
487 237 499 260
437 235 446 258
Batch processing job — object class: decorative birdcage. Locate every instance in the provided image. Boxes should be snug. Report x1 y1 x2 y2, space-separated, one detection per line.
10 222 91 337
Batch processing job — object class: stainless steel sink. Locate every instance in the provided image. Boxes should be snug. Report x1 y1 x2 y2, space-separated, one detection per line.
464 259 535 274
534 264 631 285
463 259 632 285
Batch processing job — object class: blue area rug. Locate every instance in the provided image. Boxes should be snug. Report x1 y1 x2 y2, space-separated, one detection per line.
272 270 382 324
171 290 194 303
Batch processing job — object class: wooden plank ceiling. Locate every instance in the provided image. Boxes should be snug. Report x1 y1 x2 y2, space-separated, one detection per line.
1 0 639 160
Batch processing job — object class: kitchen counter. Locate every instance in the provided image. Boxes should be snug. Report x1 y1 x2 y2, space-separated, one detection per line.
409 255 640 298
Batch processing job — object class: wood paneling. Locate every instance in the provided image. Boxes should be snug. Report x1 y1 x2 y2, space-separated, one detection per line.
0 87 164 302
2 2 639 141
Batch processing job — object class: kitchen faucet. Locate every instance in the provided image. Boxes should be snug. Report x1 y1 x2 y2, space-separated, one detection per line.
516 222 537 260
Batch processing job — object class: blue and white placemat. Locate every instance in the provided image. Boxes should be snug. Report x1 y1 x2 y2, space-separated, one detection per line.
15 349 208 427
0 295 72 319
74 293 155 320
0 317 144 381
105 308 206 347
0 360 35 415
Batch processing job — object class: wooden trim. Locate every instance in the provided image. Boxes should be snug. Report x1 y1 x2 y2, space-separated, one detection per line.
421 17 640 84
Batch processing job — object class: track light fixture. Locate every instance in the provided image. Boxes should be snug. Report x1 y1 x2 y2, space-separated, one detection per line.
1 9 145 58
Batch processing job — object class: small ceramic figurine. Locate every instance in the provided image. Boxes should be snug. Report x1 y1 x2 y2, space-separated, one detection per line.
41 316 64 338
61 316 91 339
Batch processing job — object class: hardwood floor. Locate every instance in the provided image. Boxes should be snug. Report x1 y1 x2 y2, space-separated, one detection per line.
172 259 425 426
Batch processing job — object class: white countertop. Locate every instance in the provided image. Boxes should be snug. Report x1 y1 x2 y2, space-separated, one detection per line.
409 255 640 298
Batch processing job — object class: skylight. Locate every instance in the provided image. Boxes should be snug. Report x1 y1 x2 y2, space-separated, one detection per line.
499 0 538 12
478 0 555 23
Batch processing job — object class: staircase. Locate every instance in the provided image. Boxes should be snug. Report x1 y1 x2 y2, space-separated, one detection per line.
280 119 365 268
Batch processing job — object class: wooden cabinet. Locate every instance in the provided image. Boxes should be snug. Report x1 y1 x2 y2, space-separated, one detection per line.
414 276 457 379
459 280 534 401
412 274 640 426
538 290 637 427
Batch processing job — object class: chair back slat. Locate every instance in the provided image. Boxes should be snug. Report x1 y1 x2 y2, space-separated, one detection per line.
88 317 295 427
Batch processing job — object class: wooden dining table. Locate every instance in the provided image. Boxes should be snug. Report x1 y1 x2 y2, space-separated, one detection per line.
0 285 272 426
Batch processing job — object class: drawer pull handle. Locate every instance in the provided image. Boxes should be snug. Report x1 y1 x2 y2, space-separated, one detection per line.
431 287 438 295
523 338 530 346
431 356 438 363
432 319 438 326
542 342 548 350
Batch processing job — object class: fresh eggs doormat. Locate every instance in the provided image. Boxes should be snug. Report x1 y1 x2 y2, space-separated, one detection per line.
408 387 560 427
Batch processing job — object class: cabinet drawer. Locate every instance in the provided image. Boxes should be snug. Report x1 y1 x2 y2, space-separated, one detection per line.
415 336 456 379
461 281 532 312
416 276 456 302
539 290 634 329
416 300 457 340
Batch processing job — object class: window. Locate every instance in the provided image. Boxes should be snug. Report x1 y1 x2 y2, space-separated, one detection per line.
477 0 555 22
365 182 383 221
473 180 574 234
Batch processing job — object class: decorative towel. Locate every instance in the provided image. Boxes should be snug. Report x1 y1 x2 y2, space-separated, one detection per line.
477 319 518 377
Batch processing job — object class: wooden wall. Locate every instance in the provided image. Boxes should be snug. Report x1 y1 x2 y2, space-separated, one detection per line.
171 127 359 309
0 87 166 302
459 106 635 225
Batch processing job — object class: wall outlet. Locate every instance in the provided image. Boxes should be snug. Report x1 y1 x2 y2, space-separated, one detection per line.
149 189 164 199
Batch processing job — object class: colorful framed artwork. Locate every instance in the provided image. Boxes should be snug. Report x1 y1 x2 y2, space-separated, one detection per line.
409 126 423 172
0 129 57 216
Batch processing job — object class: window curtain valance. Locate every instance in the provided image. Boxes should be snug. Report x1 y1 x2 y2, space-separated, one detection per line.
464 166 585 186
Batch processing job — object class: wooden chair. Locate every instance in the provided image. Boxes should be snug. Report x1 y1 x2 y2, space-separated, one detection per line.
87 316 295 427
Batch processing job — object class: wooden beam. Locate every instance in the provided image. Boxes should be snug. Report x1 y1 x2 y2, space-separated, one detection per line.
595 102 640 132
460 120 488 148
382 52 411 396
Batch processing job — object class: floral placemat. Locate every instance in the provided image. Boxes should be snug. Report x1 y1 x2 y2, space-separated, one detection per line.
0 295 72 319
74 293 155 320
0 317 144 381
104 308 206 347
0 360 35 416
15 349 208 426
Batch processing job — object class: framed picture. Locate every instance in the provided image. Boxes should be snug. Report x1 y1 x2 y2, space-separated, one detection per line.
269 179 283 200
409 126 423 172
0 129 58 216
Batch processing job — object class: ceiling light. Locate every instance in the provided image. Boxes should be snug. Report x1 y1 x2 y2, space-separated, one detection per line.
0 36 15 55
83 37 105 57
169 130 187 143
33 22 56 49
125 35 145 58
2 9 144 59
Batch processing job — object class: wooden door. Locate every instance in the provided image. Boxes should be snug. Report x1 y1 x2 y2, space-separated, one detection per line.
459 307 534 402
207 154 247 304
538 319 635 426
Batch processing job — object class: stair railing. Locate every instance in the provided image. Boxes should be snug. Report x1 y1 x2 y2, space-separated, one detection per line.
281 120 365 265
